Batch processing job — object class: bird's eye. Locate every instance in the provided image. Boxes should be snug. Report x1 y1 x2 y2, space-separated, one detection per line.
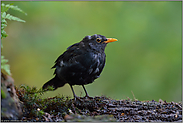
96 38 101 43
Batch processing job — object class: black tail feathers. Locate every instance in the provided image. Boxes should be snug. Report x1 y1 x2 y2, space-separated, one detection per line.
42 75 65 90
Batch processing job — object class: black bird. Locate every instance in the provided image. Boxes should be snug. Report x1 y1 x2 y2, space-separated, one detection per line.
42 34 117 98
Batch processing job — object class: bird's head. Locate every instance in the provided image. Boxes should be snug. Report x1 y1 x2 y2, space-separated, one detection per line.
81 34 117 52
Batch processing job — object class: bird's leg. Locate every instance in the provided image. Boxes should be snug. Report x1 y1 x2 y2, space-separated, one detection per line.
70 85 77 98
82 85 93 99
82 85 89 97
70 85 82 101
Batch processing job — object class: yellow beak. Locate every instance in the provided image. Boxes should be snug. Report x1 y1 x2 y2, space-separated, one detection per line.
105 38 118 43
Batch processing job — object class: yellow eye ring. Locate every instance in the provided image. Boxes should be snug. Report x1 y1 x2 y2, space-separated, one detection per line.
96 38 101 43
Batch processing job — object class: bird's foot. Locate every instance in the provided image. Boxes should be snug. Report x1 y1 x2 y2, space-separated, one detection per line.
73 96 83 102
83 95 94 100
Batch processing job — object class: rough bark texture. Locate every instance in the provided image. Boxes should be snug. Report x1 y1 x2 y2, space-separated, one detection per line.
1 73 22 120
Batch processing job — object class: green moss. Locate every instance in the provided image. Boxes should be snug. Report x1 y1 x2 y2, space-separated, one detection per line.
15 85 72 120
1 88 6 99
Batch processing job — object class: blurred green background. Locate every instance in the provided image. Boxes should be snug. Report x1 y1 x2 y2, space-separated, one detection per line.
2 1 182 102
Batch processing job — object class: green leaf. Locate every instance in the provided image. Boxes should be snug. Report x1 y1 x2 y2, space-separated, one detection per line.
5 14 26 23
1 30 8 39
1 18 7 24
1 3 27 15
1 12 6 18
1 64 11 75
1 24 7 29
1 3 9 13
1 56 11 75
1 56 8 63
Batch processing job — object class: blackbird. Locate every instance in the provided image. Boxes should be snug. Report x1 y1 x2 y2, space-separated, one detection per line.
42 34 117 98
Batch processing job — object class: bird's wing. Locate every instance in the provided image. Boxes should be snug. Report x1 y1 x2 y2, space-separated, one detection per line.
52 42 80 69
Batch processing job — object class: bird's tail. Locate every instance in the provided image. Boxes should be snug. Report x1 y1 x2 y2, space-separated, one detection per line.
42 75 66 90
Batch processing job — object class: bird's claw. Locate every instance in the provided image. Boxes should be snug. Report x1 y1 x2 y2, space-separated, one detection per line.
73 96 83 102
83 95 94 100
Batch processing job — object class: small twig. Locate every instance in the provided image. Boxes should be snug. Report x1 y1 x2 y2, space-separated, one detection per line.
131 90 137 101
